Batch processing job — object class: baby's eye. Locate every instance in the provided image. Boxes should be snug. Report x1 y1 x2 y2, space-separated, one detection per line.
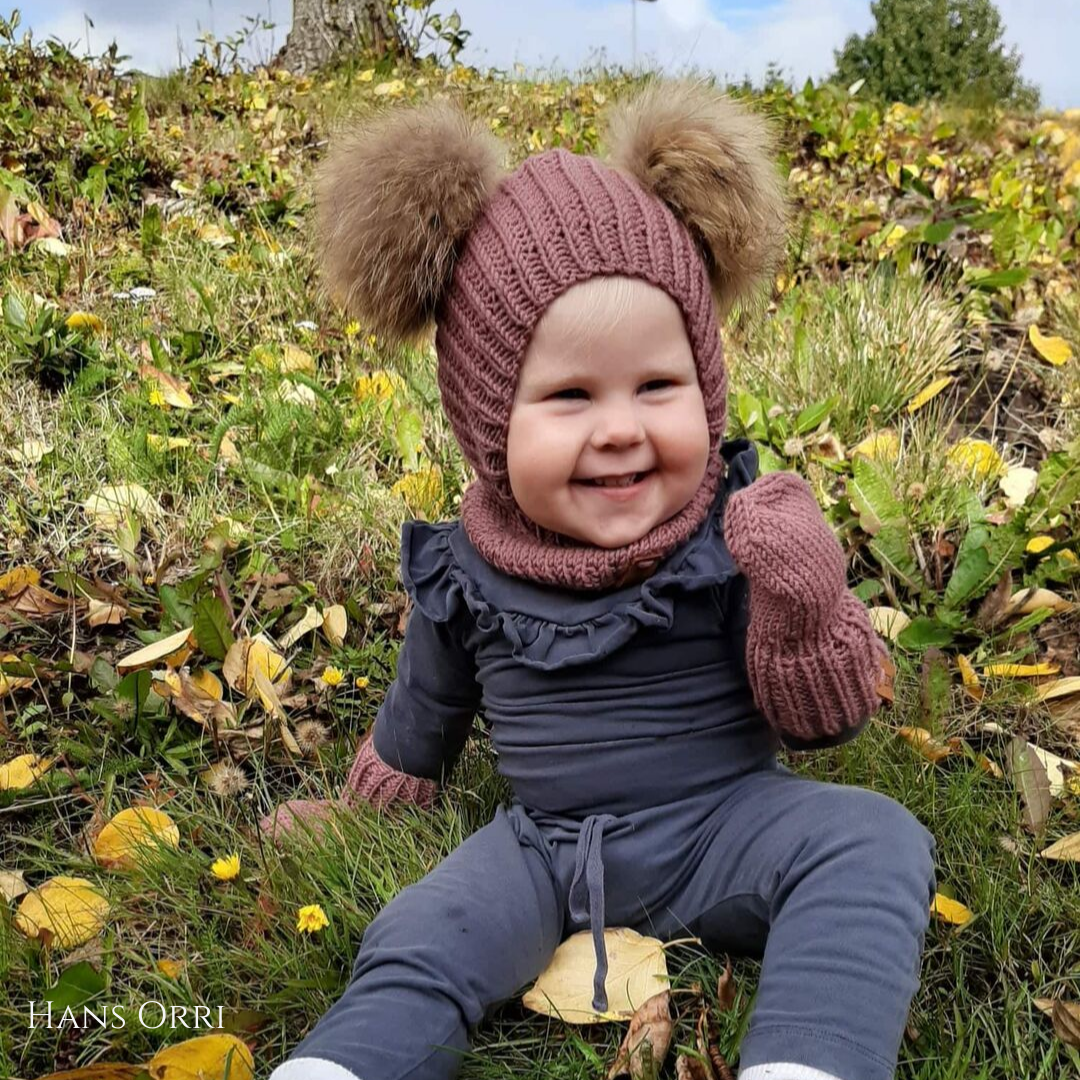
551 388 588 400
641 379 674 392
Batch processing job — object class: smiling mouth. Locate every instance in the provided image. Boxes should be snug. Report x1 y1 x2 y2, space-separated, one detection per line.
576 470 652 488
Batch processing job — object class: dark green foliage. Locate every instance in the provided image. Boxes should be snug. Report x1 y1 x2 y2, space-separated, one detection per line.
833 0 1039 107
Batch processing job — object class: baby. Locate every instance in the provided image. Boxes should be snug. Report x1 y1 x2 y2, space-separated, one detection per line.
263 80 937 1080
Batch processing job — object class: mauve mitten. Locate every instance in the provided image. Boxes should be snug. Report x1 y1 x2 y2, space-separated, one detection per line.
723 471 886 742
259 736 436 844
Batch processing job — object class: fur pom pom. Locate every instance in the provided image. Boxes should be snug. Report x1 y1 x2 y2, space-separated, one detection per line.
317 99 506 342
605 79 788 317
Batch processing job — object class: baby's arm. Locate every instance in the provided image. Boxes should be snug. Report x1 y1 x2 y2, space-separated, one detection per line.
723 471 886 747
261 600 481 841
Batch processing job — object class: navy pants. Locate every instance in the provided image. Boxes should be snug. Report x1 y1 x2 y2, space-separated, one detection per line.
272 765 936 1080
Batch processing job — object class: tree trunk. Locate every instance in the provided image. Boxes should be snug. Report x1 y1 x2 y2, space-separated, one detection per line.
280 0 412 74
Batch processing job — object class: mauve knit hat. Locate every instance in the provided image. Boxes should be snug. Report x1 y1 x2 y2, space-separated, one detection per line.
317 79 787 591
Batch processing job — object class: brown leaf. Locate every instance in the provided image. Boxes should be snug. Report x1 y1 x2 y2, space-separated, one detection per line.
1052 1000 1080 1048
37 1068 143 1080
5 582 69 618
607 990 673 1080
1005 736 1051 835
676 1056 713 1080
974 571 1013 631
716 957 736 1012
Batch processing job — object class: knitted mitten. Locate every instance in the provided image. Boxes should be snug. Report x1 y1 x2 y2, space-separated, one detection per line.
259 735 436 843
723 472 885 742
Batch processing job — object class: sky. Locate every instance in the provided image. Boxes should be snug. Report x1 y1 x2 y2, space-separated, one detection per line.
15 0 1080 109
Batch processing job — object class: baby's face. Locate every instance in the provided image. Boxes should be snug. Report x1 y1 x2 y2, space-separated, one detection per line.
506 276 710 549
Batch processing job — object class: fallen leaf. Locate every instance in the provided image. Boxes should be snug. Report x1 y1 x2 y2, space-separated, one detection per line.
1006 736 1052 834
65 311 104 333
907 376 953 413
117 627 194 674
223 635 292 704
675 1056 713 1080
1029 325 1073 366
0 653 34 696
1029 743 1080 798
1005 587 1073 617
92 807 181 869
146 434 193 451
146 1033 254 1080
7 582 69 617
523 927 671 1023
955 655 984 702
139 363 195 409
1035 677 1080 702
716 957 736 1012
0 753 53 790
0 565 40 595
982 662 1061 678
999 465 1039 509
278 604 323 649
1034 999 1080 1049
322 604 347 647
83 483 164 530
1026 535 1056 554
931 892 973 926
37 1067 143 1079
607 991 673 1080
9 438 52 464
87 598 125 627
898 727 955 764
14 876 109 949
1 868 28 902
946 438 1005 479
280 343 315 373
867 607 911 640
1038 832 1080 861
850 429 899 462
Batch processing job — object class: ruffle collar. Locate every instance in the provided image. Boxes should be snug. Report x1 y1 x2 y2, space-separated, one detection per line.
400 441 758 672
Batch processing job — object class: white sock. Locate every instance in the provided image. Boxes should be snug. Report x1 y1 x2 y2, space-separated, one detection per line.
739 1064 845 1080
270 1059 363 1080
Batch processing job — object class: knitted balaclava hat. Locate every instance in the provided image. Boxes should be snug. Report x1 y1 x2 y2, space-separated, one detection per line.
318 80 787 591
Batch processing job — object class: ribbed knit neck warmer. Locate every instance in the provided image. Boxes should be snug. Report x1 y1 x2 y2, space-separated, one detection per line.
438 149 728 592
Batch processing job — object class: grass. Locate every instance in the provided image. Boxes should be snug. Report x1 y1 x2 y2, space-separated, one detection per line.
2 25 1080 1080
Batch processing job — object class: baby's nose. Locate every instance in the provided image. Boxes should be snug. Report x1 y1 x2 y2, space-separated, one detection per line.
590 400 646 448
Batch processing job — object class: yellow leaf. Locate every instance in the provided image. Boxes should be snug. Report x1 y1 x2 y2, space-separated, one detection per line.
15 876 110 949
1029 324 1073 366
522 927 670 1024
190 668 224 700
946 438 1005 479
0 869 28 902
0 753 53 791
322 604 348 647
65 311 104 333
10 438 52 464
906 376 953 413
898 727 955 764
931 892 973 926
982 662 1061 678
1038 832 1080 861
280 343 315 373
1035 677 1080 702
373 79 406 97
146 1033 254 1080
223 635 292 704
197 223 235 248
867 607 910 640
358 69 374 82
956 655 984 702
278 605 323 649
0 564 40 595
92 807 180 869
140 364 195 410
1005 587 1073 617
117 627 194 674
1026 535 1055 554
157 958 185 979
850 429 899 462
146 434 192 451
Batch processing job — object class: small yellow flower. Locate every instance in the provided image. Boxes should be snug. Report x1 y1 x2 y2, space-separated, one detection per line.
354 676 370 690
321 665 344 687
157 958 185 979
210 853 241 882
297 903 329 934
355 369 405 405
344 320 361 338
147 386 168 409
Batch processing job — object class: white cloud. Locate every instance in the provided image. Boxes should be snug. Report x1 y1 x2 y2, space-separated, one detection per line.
19 0 1080 107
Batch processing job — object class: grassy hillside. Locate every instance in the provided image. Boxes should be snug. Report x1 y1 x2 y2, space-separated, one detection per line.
1 11 1080 1078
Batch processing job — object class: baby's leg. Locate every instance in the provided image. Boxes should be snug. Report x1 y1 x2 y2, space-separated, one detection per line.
270 803 564 1080
664 768 936 1080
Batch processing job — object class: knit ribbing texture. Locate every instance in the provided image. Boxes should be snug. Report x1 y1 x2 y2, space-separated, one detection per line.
435 148 729 591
